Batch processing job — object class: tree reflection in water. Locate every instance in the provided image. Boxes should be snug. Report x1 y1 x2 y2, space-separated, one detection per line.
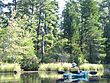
0 72 110 83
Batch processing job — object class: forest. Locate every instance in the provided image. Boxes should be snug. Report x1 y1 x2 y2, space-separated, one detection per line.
0 0 110 71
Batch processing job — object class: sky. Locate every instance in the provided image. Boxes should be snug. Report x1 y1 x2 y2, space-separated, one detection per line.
3 0 12 4
2 0 67 17
56 0 67 14
3 0 67 14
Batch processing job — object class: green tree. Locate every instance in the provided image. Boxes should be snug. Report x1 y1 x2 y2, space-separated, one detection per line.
0 15 36 62
17 0 59 63
100 0 110 63
80 0 103 63
0 15 39 70
62 0 84 64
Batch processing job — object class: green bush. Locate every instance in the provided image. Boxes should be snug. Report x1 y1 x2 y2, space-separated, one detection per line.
0 63 21 72
79 63 104 71
38 63 72 71
20 56 39 71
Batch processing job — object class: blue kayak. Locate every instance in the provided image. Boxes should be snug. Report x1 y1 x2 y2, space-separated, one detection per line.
63 71 88 80
64 77 88 82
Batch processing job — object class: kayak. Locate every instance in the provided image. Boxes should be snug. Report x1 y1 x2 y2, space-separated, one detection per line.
63 71 88 80
64 77 88 82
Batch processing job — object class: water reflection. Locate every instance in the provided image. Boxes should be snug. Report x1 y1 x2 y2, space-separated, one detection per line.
0 71 109 83
0 73 20 83
20 73 40 83
38 71 62 79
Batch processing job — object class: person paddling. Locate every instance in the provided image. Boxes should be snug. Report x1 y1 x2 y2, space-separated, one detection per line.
72 61 77 68
71 60 80 73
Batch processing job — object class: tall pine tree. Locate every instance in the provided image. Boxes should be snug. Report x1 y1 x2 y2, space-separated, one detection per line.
62 0 84 64
100 0 110 63
80 0 103 63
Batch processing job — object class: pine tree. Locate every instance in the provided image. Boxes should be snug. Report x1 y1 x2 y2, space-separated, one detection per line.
16 0 59 63
80 0 103 63
100 0 110 63
62 0 84 64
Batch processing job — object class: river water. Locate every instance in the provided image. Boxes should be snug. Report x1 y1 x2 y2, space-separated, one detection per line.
0 71 109 83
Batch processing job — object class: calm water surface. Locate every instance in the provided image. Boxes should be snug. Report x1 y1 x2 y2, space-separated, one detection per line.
0 72 110 83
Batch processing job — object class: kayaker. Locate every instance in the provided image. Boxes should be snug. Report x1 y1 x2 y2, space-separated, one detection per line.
72 60 77 68
71 60 80 73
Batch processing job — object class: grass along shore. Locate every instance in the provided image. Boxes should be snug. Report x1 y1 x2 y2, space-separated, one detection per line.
38 63 104 71
38 63 72 71
0 63 21 73
0 62 108 76
38 63 105 76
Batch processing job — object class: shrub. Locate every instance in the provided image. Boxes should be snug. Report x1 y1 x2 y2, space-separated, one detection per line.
20 56 39 71
0 63 21 72
38 63 72 71
79 63 104 71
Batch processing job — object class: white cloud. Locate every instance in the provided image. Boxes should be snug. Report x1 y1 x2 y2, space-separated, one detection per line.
3 0 12 4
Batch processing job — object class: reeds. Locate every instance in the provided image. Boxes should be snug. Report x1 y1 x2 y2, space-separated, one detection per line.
0 63 21 72
79 63 104 71
38 63 72 71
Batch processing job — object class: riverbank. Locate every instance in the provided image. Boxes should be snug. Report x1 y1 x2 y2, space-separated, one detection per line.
0 62 110 75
